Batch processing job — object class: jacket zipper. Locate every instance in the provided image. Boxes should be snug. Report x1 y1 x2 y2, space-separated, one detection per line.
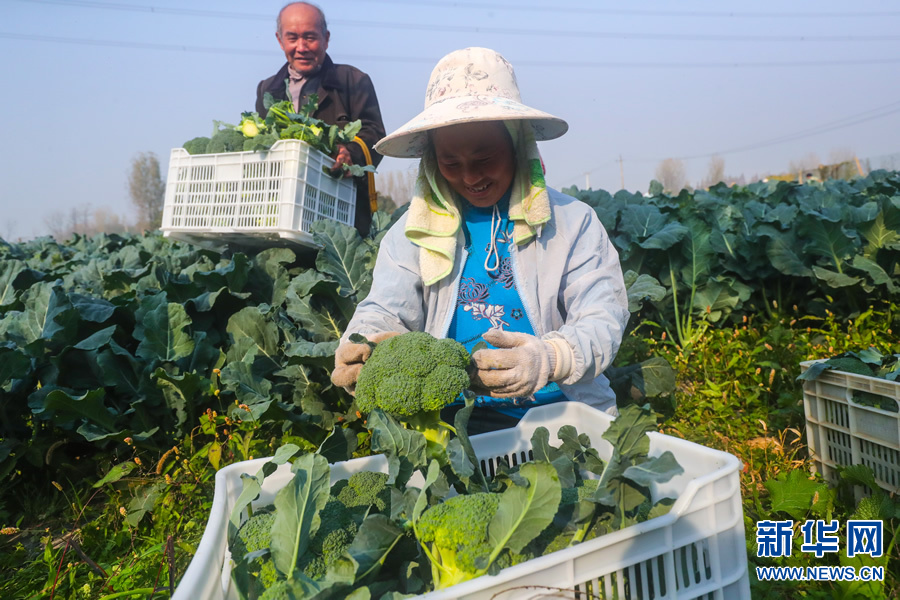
509 241 542 337
440 246 468 338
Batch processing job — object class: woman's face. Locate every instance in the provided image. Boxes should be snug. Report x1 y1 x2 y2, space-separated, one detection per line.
431 121 516 208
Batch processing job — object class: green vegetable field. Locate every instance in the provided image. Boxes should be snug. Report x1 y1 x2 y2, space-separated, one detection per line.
1 171 899 599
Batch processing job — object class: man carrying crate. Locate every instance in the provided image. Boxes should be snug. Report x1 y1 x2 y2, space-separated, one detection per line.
256 1 385 237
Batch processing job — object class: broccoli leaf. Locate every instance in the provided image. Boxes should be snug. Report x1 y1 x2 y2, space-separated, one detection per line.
263 91 277 110
621 451 683 488
487 461 562 557
557 424 605 475
228 472 262 543
341 120 363 142
133 296 195 362
312 219 375 300
271 452 331 577
531 427 576 488
412 460 442 524
797 361 830 381
447 395 489 493
344 514 405 582
368 409 427 486
601 404 655 461
340 164 377 178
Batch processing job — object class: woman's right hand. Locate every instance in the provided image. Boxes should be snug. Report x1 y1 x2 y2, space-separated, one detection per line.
331 331 401 395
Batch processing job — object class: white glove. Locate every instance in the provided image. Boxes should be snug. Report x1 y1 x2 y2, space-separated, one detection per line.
331 331 401 395
470 330 572 398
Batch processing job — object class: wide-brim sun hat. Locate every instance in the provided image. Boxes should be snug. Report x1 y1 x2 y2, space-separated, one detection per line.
375 47 569 158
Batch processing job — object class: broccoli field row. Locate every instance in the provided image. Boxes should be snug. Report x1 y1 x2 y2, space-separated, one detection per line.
2 172 899 598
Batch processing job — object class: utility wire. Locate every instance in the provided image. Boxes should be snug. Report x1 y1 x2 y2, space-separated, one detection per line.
18 0 900 20
3 32 900 69
0 32 271 56
13 0 900 42
644 101 900 162
343 0 900 19
561 100 900 185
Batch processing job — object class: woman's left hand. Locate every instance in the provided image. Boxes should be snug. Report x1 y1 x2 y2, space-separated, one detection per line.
469 329 554 398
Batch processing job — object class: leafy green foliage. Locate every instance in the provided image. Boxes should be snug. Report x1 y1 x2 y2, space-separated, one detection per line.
0 220 398 492
228 402 680 596
182 93 370 178
229 454 405 598
632 301 900 599
799 347 900 411
567 171 900 346
764 470 835 520
6 173 900 597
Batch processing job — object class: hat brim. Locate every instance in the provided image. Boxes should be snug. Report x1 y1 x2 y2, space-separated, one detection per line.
375 94 568 158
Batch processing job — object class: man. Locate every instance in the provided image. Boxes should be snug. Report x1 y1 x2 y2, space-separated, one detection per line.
256 2 385 236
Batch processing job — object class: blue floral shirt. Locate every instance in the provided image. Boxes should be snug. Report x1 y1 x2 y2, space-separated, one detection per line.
448 191 565 418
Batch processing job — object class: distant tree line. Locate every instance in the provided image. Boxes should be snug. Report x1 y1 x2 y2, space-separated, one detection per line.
39 152 165 241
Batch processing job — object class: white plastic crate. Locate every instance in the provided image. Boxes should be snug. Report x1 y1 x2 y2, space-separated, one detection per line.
160 139 356 248
173 402 750 600
800 360 900 494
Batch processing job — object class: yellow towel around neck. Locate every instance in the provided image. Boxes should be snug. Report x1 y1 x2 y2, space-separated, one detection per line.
404 120 552 286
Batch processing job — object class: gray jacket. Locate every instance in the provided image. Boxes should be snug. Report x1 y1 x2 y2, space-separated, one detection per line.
343 187 630 411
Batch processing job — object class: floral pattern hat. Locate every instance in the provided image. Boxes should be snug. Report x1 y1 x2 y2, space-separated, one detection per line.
375 47 568 158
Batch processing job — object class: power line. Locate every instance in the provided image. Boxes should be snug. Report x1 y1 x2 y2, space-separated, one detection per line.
13 0 900 42
648 100 900 162
17 0 270 21
0 32 271 56
18 0 900 20
561 100 900 185
3 32 900 69
346 0 900 19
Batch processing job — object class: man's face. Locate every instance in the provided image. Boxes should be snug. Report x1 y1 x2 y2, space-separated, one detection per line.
276 4 329 76
432 121 516 208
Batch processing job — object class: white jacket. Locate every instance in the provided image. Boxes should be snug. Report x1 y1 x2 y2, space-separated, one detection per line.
343 187 630 411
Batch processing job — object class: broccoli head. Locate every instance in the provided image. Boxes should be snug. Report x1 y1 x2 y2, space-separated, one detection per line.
243 131 278 152
206 128 246 153
331 470 391 513
230 510 279 597
354 332 470 449
183 136 211 155
257 580 300 600
414 492 500 589
298 499 358 580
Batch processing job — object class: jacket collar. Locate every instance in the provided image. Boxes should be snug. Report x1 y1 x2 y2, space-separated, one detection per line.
318 54 339 89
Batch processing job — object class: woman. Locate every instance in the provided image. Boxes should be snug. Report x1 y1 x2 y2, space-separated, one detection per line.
331 47 629 432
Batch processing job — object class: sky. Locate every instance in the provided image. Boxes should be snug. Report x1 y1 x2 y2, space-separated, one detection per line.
2 0 899 241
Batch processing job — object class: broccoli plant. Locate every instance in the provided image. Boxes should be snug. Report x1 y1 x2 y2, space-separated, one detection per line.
228 455 405 599
228 404 686 597
331 470 391 513
182 135 211 155
206 127 245 153
231 510 280 596
238 112 268 138
414 492 500 589
296 499 357 580
411 460 562 590
354 331 471 452
178 92 371 180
